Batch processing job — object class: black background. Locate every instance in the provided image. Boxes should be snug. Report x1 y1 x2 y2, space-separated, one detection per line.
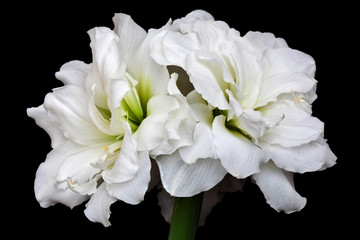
7 1 356 239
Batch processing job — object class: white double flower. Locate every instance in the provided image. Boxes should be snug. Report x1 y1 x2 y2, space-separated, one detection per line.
28 14 196 226
150 10 336 213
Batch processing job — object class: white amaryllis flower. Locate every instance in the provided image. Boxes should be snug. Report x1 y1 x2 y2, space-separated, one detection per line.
27 13 196 227
150 10 336 213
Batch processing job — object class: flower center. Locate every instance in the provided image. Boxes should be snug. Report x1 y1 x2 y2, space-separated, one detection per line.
119 73 146 130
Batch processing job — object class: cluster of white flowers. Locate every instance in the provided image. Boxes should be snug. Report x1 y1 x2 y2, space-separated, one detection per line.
28 10 336 227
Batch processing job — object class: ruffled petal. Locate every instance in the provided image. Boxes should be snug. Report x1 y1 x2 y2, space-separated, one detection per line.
134 95 179 152
88 26 126 85
256 73 316 108
56 143 107 183
186 51 231 110
150 93 197 156
252 161 307 213
84 183 117 227
178 103 217 163
260 101 324 147
88 86 115 136
227 90 263 141
55 60 91 87
35 142 89 208
27 105 65 148
88 26 127 111
319 141 337 170
244 31 288 53
156 151 227 197
108 78 132 113
212 115 270 178
258 138 337 173
112 13 147 59
151 21 231 110
263 47 316 77
44 85 113 145
106 151 151 204
226 44 262 109
175 9 215 23
102 121 139 183
150 27 199 69
127 31 170 109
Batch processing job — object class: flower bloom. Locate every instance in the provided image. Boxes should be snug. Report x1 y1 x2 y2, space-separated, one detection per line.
150 10 336 213
27 13 196 226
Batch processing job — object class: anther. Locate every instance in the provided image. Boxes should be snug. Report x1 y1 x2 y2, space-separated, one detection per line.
294 97 304 103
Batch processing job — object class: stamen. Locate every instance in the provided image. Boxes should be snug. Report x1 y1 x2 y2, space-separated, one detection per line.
294 97 304 103
92 141 123 170
69 178 76 185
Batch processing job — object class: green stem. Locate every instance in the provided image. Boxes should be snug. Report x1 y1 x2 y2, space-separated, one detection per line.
168 193 203 240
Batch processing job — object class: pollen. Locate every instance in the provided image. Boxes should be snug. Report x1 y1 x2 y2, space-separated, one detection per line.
69 178 76 185
294 97 304 103
104 146 108 150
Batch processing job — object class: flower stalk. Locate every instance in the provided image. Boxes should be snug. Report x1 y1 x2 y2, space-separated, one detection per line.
168 193 203 240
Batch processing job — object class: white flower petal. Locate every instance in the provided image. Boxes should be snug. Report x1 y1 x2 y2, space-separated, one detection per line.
186 90 207 105
57 143 107 182
264 47 316 77
152 30 199 69
177 9 215 23
252 161 307 213
256 73 316 108
102 121 139 183
112 13 147 59
106 151 151 204
156 151 227 197
227 89 264 141
127 35 170 109
44 85 113 145
132 57 170 110
244 31 288 53
259 138 337 173
179 103 217 163
134 95 179 152
88 26 126 88
68 173 102 195
108 78 132 112
35 142 89 208
55 60 91 87
167 72 181 95
84 183 117 227
212 115 270 179
134 114 169 152
192 20 235 48
186 52 231 110
27 105 65 148
151 20 231 110
86 69 108 110
226 43 263 109
88 91 114 136
260 101 324 147
150 94 197 156
319 140 337 170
